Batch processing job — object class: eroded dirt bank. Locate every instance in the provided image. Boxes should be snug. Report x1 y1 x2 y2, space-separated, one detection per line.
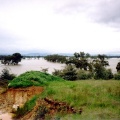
0 86 44 120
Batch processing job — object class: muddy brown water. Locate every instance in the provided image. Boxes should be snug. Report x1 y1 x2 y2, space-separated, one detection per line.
0 58 65 76
0 58 119 76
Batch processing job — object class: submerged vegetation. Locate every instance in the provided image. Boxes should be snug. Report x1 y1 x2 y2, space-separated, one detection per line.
1 53 22 65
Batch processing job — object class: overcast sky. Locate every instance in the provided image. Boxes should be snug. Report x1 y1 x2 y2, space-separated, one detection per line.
0 0 120 55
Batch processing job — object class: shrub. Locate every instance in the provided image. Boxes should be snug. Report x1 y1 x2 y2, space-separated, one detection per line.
52 69 62 76
104 69 113 80
114 72 120 80
77 70 93 80
60 65 77 81
94 68 113 80
0 68 16 80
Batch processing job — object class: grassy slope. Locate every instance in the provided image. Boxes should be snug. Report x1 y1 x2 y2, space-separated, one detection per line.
8 71 63 88
41 80 120 120
8 71 120 119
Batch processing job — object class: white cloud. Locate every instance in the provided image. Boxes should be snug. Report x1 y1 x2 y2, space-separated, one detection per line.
0 0 120 54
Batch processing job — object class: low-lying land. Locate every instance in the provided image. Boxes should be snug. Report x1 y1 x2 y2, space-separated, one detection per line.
0 71 120 120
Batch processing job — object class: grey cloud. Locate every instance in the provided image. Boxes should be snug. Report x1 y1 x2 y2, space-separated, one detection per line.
55 1 89 14
55 0 120 28
91 0 120 25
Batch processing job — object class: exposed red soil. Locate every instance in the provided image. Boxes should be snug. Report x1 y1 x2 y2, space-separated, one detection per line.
0 87 82 120
0 86 44 119
20 97 82 120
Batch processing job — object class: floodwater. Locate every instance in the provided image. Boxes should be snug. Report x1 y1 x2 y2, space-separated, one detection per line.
0 58 120 76
107 58 120 73
0 58 65 76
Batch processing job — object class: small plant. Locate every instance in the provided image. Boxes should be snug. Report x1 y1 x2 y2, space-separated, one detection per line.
41 67 48 73
34 105 48 120
52 69 62 77
14 95 39 118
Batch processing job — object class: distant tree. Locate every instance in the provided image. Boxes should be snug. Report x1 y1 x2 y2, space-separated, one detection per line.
1 53 22 65
92 55 112 79
116 62 120 72
98 54 109 66
12 53 22 65
44 54 67 63
66 52 91 71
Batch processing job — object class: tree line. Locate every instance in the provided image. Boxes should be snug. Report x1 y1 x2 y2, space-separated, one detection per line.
1 52 120 80
45 52 120 80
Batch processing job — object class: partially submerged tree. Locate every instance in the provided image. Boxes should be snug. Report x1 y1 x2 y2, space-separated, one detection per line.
66 52 91 71
1 53 22 65
116 62 120 72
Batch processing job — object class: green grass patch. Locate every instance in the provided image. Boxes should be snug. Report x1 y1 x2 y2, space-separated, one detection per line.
8 71 63 88
40 80 120 120
14 95 39 118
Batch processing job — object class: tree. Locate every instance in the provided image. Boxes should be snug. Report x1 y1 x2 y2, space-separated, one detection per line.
44 54 67 63
12 53 22 65
98 54 109 66
1 53 22 65
92 55 112 80
66 52 91 71
116 62 120 72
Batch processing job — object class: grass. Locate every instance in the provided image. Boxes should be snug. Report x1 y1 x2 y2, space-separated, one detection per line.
7 71 120 119
8 71 63 88
40 80 120 120
14 95 39 118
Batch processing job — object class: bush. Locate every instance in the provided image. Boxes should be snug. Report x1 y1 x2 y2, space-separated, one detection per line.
0 68 16 80
114 72 120 80
77 70 93 80
104 69 113 80
52 69 62 76
93 63 113 80
60 65 77 81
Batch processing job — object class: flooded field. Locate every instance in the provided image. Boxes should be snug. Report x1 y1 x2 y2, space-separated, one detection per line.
0 58 120 76
0 58 65 76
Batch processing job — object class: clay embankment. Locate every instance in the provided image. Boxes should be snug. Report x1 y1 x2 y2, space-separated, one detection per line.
0 86 43 120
